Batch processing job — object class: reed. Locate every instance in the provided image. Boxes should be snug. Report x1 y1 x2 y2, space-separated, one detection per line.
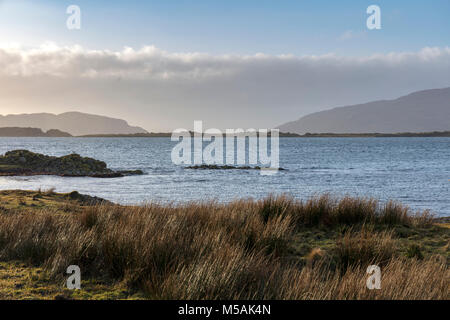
0 194 447 299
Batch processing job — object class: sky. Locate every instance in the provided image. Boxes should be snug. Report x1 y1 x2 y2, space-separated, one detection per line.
0 0 449 131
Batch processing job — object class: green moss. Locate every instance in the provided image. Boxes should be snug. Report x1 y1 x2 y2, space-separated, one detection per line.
0 190 108 213
0 261 141 300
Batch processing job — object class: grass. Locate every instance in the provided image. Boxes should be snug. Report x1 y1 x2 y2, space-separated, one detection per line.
0 261 143 300
0 190 448 300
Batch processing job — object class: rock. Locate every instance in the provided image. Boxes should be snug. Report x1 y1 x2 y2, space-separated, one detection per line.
65 191 111 205
68 191 80 200
185 164 286 171
117 170 144 176
0 150 144 178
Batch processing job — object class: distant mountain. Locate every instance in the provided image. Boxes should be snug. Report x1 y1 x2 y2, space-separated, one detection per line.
278 88 450 134
0 127 72 137
0 112 148 136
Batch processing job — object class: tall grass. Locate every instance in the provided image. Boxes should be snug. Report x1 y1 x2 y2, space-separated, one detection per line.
0 194 446 299
257 194 431 228
334 227 396 271
279 257 448 300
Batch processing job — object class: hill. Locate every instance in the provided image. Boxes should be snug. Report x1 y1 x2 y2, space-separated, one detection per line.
0 112 148 136
278 88 450 134
0 127 72 137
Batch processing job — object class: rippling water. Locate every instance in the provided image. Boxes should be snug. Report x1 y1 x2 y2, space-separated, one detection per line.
0 137 449 216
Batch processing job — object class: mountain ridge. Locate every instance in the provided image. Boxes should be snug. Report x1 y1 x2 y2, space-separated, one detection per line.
0 111 148 136
278 87 450 134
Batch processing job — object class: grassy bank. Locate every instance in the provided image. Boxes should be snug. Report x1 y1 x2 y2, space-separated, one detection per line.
0 190 448 300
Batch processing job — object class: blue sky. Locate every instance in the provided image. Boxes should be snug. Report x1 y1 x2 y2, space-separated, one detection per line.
0 0 448 55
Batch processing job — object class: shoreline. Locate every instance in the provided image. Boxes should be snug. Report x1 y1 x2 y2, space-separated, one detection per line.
0 186 449 218
1 131 450 138
1 189 449 222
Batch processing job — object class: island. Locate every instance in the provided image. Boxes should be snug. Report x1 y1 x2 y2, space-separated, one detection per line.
0 150 143 178
0 127 72 137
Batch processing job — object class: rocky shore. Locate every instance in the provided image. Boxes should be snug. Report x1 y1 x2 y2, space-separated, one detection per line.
0 150 143 178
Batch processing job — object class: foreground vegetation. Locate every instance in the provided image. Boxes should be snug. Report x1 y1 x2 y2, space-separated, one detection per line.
0 190 448 300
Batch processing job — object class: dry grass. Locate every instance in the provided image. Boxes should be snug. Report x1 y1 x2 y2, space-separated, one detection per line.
334 227 396 271
0 193 447 300
279 257 448 300
258 194 429 228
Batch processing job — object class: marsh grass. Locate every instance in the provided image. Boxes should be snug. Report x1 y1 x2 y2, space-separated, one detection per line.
334 227 396 271
0 193 447 299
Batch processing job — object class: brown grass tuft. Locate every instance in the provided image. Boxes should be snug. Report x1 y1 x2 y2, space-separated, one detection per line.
334 227 396 271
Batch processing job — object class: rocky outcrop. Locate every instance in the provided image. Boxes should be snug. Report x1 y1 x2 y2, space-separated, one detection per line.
186 164 286 171
66 191 113 205
0 150 143 178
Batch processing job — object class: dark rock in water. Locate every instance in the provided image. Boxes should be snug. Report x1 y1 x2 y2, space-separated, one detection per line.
90 170 144 178
117 169 144 176
0 149 144 178
186 164 286 171
90 172 124 178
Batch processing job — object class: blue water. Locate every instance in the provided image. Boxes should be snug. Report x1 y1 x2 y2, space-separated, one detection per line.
0 137 449 216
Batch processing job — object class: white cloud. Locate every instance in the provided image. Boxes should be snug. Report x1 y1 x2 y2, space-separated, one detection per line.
337 30 367 41
2 43 449 79
0 44 449 131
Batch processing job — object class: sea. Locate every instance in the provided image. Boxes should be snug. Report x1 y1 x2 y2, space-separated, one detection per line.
0 137 449 216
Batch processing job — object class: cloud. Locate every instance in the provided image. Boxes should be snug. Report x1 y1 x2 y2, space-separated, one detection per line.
337 30 367 41
0 44 449 131
2 43 449 80
0 43 241 79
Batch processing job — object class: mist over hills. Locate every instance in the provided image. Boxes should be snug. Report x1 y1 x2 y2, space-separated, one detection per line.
0 112 148 136
278 88 450 134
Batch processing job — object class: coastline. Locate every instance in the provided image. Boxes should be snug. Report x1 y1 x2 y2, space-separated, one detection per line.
1 130 450 138
57 131 450 138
